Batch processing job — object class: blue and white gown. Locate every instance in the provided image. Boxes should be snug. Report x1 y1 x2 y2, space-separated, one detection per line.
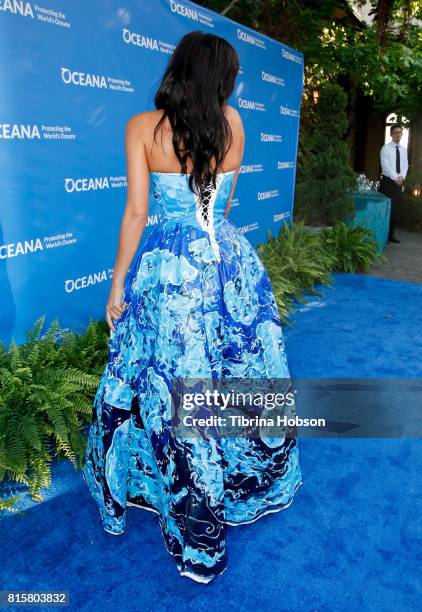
83 169 303 584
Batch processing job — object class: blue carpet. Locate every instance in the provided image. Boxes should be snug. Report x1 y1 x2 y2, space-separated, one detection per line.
1 273 421 611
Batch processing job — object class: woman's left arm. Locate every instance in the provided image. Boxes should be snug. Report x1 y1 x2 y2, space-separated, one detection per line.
106 113 150 331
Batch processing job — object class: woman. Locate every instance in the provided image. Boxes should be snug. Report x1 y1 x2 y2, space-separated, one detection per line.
83 30 302 584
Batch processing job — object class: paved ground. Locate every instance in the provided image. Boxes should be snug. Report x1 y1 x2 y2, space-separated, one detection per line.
362 228 422 284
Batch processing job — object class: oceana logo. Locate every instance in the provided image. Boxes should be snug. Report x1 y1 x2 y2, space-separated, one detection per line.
277 161 294 169
273 212 288 222
0 0 34 18
122 28 159 50
282 48 302 64
61 67 107 89
238 164 263 175
239 222 259 234
280 105 298 117
1 234 76 258
237 29 265 49
0 238 42 259
169 0 199 21
238 98 265 111
65 177 110 192
65 270 111 293
262 71 284 86
0 123 40 139
258 189 279 200
261 133 282 142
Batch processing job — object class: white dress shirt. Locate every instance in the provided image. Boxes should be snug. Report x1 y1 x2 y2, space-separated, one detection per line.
380 140 408 181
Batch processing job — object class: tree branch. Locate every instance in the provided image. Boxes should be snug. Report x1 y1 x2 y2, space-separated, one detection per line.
221 0 241 16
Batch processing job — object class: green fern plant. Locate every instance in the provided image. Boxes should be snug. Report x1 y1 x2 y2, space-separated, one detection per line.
0 494 23 514
0 316 106 506
256 220 336 322
320 221 384 273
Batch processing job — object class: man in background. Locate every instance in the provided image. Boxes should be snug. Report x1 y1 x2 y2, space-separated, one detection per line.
377 124 409 243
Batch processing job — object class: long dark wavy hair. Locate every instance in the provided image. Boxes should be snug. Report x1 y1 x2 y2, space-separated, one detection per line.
153 31 240 200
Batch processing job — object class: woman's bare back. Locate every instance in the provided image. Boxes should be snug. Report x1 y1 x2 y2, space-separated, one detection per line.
141 106 244 175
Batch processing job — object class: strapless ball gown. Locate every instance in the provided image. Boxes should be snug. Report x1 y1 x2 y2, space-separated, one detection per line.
83 169 303 584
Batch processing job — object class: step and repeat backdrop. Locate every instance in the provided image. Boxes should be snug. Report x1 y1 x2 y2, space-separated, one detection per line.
0 0 304 344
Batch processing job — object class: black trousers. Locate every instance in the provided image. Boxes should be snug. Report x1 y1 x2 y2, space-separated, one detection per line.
377 175 403 238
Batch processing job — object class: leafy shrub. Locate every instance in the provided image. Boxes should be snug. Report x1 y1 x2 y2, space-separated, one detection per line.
319 221 383 272
295 82 358 225
0 316 106 503
256 220 336 322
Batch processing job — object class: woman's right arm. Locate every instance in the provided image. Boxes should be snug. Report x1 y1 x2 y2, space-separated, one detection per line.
106 113 150 331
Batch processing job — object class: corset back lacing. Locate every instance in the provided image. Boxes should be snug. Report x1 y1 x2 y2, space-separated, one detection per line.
194 174 223 262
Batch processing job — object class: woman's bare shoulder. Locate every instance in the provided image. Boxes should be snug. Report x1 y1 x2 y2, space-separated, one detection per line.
225 105 244 133
127 110 157 128
225 104 240 120
125 111 165 144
